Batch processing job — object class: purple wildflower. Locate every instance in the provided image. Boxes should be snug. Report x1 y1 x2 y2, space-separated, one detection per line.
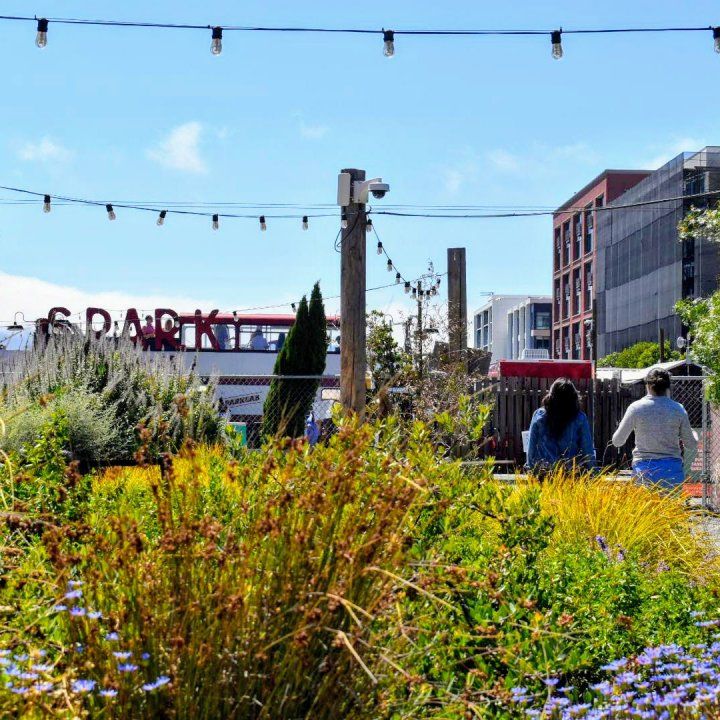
69 606 86 617
595 535 609 552
33 681 54 693
67 580 84 588
141 652 150 660
141 675 170 692
64 589 82 600
113 651 132 660
71 679 96 693
105 632 119 641
88 611 102 620
117 663 138 673
52 604 67 612
100 688 118 697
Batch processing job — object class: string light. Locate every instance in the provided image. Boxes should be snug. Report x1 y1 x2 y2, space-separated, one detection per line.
551 29 563 59
714 26 720 53
383 29 395 57
211 26 223 55
291 302 296 312
35 18 48 48
386 259 392 272
341 210 348 229
365 218 373 234
302 215 309 230
259 215 267 231
105 204 116 221
395 271 401 284
376 240 383 255
404 281 411 294
212 213 219 230
43 194 51 213
157 210 167 226
412 288 417 299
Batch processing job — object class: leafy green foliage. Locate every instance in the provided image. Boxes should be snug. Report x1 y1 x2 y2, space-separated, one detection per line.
597 340 681 368
679 205 720 244
0 335 223 468
366 310 409 387
262 282 328 438
676 294 720 403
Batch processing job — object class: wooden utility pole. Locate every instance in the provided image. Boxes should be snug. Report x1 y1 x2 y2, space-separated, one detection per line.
659 328 666 363
447 247 467 365
340 168 367 418
416 285 423 377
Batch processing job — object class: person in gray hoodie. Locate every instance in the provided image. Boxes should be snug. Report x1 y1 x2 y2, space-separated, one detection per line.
612 368 698 489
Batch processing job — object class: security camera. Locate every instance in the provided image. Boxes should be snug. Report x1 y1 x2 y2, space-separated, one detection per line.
369 181 390 199
352 177 391 204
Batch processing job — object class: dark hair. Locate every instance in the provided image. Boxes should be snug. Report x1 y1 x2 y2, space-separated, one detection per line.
645 368 671 395
541 378 580 438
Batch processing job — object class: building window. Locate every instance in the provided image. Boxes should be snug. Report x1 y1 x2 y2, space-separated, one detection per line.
563 275 570 319
573 269 581 316
535 311 551 330
584 263 593 312
573 214 582 261
554 227 561 271
584 204 593 254
562 221 571 265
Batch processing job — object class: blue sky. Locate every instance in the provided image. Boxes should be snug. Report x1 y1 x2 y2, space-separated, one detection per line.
0 0 718 326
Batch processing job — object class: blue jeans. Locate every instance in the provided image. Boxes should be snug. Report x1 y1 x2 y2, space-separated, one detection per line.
632 458 685 490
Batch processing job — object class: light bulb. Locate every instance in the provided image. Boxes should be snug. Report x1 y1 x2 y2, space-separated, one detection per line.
211 26 223 56
404 281 410 294
412 288 417 298
259 215 267 231
376 241 383 255
714 27 720 54
387 259 393 272
106 204 116 221
302 215 309 230
383 29 394 57
551 30 563 60
43 194 51 213
395 272 401 284
35 18 48 48
341 211 348 229
157 210 167 226
212 213 219 230
366 218 373 233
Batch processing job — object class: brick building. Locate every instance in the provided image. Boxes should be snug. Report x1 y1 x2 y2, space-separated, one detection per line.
552 170 650 359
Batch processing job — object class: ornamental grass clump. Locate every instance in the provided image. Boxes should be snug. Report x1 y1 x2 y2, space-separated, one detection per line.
529 468 714 575
29 417 442 719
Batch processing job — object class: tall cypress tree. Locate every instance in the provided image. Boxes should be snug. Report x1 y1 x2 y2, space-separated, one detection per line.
262 283 327 438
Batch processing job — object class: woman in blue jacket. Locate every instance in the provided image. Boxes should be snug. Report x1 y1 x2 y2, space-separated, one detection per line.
526 378 596 476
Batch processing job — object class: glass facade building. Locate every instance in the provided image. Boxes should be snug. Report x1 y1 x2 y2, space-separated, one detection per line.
596 147 720 357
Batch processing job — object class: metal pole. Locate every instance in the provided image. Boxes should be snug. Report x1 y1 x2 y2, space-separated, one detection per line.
417 285 423 377
340 168 367 418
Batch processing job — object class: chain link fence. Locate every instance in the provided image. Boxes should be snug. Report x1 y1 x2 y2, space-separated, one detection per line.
216 375 341 448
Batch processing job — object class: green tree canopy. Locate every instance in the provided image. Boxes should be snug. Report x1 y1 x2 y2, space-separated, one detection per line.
598 341 681 369
366 311 409 388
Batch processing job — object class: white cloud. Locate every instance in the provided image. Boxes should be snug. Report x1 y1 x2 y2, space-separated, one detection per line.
487 149 521 173
441 159 479 194
0 271 216 325
299 122 329 140
17 137 72 163
147 122 207 174
642 137 705 171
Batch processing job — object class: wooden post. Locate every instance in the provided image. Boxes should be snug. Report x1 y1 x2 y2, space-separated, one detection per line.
447 247 467 365
659 328 666 363
340 168 367 418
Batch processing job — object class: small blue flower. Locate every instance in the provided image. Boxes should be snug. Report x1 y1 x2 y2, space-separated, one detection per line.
52 604 67 613
64 589 82 600
100 688 118 697
601 658 628 672
543 677 559 687
117 663 138 673
10 686 28 695
19 671 38 681
67 580 84 588
71 679 96 693
141 652 150 660
105 632 119 641
113 651 132 660
13 653 28 662
69 607 86 617
33 681 54 693
595 535 609 552
88 611 102 620
141 675 170 692
32 663 52 672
